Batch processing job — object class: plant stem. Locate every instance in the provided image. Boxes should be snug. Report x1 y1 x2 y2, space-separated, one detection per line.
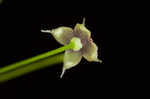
0 43 73 83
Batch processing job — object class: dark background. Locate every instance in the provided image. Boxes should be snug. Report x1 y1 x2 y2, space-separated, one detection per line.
0 0 105 98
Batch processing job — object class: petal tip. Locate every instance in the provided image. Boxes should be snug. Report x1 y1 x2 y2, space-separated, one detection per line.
60 68 66 78
82 18 86 26
96 59 103 63
41 30 52 33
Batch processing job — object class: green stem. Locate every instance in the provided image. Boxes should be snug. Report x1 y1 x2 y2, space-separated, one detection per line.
0 43 73 83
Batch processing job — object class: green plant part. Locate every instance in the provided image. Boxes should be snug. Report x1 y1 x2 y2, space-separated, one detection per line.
0 34 84 82
41 18 102 78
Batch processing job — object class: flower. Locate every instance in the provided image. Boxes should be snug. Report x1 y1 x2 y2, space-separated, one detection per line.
41 18 102 77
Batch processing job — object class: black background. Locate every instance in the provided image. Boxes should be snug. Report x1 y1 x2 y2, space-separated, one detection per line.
0 0 105 98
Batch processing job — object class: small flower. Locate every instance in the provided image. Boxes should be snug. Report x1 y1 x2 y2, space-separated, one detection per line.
41 18 102 77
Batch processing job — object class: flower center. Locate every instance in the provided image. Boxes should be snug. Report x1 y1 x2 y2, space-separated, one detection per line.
70 37 83 51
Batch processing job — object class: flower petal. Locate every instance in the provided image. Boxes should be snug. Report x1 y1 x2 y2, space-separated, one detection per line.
51 27 74 45
74 21 91 39
83 41 102 63
60 50 82 78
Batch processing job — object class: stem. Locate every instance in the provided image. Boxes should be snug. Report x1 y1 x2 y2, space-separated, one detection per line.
0 43 73 83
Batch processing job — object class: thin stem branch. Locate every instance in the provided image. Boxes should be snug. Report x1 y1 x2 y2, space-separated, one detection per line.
0 43 73 83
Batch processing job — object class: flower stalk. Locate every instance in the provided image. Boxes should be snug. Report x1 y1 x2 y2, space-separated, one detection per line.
0 42 74 83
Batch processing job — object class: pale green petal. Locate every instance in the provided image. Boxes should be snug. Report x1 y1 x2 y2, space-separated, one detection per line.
51 27 74 45
74 23 91 39
60 50 82 78
83 41 102 63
